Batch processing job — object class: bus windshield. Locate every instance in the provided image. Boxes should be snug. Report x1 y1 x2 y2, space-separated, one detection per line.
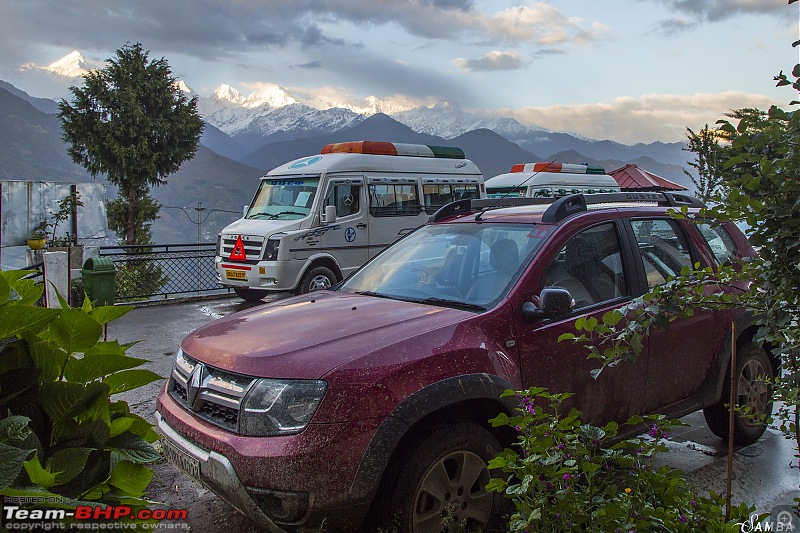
245 176 320 220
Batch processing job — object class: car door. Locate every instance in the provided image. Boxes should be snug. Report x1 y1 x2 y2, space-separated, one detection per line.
513 217 649 425
318 177 369 277
626 217 720 412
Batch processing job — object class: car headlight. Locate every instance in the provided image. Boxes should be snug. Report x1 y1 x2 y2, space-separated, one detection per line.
239 378 327 436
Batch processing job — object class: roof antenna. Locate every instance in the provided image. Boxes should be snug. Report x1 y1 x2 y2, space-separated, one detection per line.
475 158 559 220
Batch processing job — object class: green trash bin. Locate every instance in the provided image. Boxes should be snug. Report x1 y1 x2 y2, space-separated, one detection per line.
82 257 116 306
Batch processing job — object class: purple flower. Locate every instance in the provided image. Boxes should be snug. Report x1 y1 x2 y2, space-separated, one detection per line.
558 443 565 450
679 515 687 524
690 499 697 508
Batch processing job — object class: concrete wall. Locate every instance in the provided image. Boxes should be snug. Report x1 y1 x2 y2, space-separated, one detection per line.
0 181 107 247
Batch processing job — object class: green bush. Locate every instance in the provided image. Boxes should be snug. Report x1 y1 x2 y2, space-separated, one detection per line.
0 270 161 509
488 387 756 532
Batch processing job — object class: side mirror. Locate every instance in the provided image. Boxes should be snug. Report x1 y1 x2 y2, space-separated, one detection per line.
522 287 575 322
243 205 248 217
321 205 337 225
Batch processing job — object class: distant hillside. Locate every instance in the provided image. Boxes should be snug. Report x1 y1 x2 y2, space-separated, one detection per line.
449 129 541 178
241 113 444 170
149 146 262 242
0 88 90 182
0 81 60 114
0 86 263 243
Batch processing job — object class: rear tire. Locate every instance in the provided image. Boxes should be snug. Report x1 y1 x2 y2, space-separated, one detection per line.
382 422 506 533
298 266 337 294
233 287 269 302
703 343 774 445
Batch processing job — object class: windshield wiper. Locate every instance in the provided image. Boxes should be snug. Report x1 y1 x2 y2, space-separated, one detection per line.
268 211 306 219
354 290 395 300
405 297 486 312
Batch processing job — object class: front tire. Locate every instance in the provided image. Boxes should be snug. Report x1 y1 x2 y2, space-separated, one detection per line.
384 422 506 533
298 266 337 294
703 342 774 445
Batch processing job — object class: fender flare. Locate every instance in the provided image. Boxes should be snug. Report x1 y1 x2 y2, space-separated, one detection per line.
294 253 343 287
347 373 518 502
697 310 759 407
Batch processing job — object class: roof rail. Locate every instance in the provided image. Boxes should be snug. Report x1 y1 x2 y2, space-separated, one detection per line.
542 191 705 223
428 192 705 224
428 197 556 223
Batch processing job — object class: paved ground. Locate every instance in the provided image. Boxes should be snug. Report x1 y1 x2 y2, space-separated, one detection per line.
108 294 800 531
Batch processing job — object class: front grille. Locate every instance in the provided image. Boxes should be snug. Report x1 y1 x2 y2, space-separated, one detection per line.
200 402 239 428
168 351 254 433
221 234 264 265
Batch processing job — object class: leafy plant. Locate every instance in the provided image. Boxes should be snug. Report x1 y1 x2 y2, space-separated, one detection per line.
488 387 755 532
48 190 83 246
30 221 49 240
0 270 161 510
564 29 800 454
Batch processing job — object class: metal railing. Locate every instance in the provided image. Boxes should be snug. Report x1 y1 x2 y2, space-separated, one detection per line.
98 243 231 302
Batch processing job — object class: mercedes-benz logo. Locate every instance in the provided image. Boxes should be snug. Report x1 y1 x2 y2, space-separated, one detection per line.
186 364 205 411
288 156 322 169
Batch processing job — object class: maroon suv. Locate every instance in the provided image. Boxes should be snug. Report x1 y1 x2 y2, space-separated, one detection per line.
156 192 776 533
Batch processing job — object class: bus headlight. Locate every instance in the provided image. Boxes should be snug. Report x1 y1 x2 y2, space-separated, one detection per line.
264 234 283 261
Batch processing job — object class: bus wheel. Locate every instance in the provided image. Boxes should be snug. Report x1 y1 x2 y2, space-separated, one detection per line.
299 267 336 294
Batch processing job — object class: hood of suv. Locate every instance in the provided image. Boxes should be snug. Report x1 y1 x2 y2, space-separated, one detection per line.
181 291 470 379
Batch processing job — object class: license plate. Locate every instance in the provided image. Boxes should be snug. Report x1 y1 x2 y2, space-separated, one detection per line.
162 438 201 481
226 270 247 280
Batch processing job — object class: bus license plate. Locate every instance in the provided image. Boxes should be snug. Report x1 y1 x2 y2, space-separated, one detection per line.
226 270 247 280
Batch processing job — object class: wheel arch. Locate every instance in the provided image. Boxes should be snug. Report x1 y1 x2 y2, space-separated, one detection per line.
699 310 780 407
348 373 518 506
296 254 344 285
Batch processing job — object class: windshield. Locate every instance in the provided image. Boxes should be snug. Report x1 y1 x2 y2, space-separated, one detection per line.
245 176 320 220
339 223 545 310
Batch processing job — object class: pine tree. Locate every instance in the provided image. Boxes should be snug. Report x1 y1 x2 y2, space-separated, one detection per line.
58 42 204 246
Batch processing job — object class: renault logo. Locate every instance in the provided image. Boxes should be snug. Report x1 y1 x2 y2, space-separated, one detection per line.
186 364 205 411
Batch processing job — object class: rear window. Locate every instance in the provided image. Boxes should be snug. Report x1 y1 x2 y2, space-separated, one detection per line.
696 223 738 265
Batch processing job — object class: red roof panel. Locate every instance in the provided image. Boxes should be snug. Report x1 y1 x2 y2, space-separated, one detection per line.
609 164 687 191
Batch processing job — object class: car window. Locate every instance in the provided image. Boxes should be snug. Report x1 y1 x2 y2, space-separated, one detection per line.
541 222 627 309
696 222 737 265
631 219 692 288
325 184 361 218
368 184 422 216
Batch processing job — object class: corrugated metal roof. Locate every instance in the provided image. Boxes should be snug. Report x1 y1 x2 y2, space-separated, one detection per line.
609 164 687 191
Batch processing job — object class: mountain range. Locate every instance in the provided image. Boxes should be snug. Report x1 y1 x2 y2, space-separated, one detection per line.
1 59 698 245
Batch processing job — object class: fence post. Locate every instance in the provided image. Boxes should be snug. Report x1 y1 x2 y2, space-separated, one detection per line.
43 251 68 308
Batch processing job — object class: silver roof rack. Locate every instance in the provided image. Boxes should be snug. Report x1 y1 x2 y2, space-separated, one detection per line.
428 192 705 224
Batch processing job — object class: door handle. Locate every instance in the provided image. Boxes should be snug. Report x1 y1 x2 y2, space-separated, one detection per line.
356 223 367 228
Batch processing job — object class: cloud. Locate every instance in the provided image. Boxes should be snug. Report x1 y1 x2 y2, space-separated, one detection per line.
0 1 611 66
648 0 790 23
293 61 323 70
453 51 528 72
480 4 611 46
503 91 782 144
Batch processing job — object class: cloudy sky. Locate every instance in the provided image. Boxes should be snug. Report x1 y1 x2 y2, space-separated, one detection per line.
0 0 797 144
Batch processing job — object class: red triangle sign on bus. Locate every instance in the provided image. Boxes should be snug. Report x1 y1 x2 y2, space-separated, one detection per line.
229 235 247 261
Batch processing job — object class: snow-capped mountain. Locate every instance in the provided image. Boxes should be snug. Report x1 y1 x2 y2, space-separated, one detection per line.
20 50 102 79
392 102 543 140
